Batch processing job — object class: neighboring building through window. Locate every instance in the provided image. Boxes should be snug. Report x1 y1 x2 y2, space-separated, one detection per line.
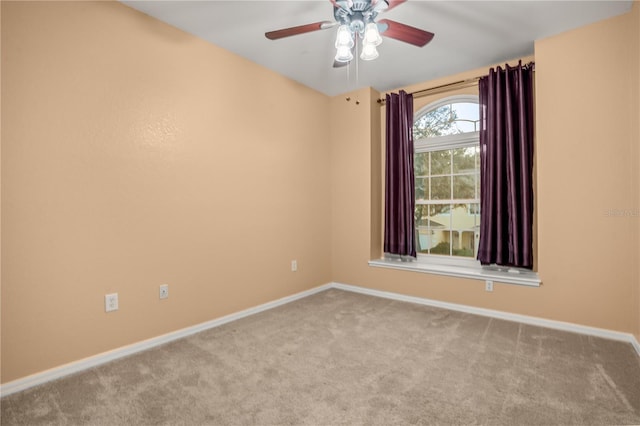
414 96 480 264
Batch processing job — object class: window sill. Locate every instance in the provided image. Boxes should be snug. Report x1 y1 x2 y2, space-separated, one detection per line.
368 258 541 287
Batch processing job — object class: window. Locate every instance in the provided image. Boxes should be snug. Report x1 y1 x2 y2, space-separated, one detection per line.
370 93 539 286
414 96 480 265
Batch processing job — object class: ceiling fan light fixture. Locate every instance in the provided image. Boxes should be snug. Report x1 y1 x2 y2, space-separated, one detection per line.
265 0 433 68
335 45 354 62
335 24 354 48
363 22 382 46
360 42 379 61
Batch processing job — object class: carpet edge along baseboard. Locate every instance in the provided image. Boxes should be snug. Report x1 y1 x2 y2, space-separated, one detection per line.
1 282 639 397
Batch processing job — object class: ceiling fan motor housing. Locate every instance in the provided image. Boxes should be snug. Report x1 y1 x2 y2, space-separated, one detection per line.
334 0 384 35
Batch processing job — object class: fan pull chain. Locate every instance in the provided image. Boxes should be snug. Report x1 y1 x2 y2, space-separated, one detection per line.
355 35 359 87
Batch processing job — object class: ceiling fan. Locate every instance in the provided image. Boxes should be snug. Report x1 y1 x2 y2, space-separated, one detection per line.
265 0 434 67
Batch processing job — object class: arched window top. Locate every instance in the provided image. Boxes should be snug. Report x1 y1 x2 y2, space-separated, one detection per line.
414 95 479 140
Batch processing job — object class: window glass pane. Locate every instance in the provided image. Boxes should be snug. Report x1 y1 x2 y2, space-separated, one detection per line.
452 147 476 174
452 230 475 258
415 204 430 227
414 152 429 176
431 176 451 200
472 203 480 256
430 204 451 217
431 230 452 255
415 178 428 200
453 175 475 200
451 102 479 121
414 102 480 139
415 204 431 254
430 150 451 175
412 98 480 261
430 205 451 255
414 105 456 138
416 228 430 254
453 120 477 133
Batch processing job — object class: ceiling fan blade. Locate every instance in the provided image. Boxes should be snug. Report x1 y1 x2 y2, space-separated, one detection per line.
385 0 407 11
333 60 350 68
372 0 406 11
377 19 434 47
265 21 335 40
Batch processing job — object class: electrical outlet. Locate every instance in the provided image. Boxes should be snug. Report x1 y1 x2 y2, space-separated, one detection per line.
485 280 494 292
159 284 169 300
291 260 297 272
105 293 119 312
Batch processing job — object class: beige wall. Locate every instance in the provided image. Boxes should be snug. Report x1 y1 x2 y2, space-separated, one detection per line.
1 1 331 383
0 1 3 382
331 4 640 340
634 1 640 343
2 0 639 385
330 88 381 278
535 4 639 339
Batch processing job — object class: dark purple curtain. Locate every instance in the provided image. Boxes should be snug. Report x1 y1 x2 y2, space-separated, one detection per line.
478 61 535 269
384 90 416 258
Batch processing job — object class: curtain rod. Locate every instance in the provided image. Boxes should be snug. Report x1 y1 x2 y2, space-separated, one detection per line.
377 61 534 105
377 77 480 105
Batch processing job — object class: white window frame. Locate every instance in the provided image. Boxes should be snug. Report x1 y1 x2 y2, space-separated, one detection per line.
370 95 541 287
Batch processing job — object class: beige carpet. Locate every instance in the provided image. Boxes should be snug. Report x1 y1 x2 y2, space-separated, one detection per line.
2 288 640 425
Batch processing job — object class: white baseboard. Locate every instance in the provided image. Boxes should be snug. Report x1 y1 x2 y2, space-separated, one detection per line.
0 283 332 398
331 282 640 358
2 281 639 398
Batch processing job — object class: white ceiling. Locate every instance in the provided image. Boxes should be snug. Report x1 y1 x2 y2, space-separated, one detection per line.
120 1 632 97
